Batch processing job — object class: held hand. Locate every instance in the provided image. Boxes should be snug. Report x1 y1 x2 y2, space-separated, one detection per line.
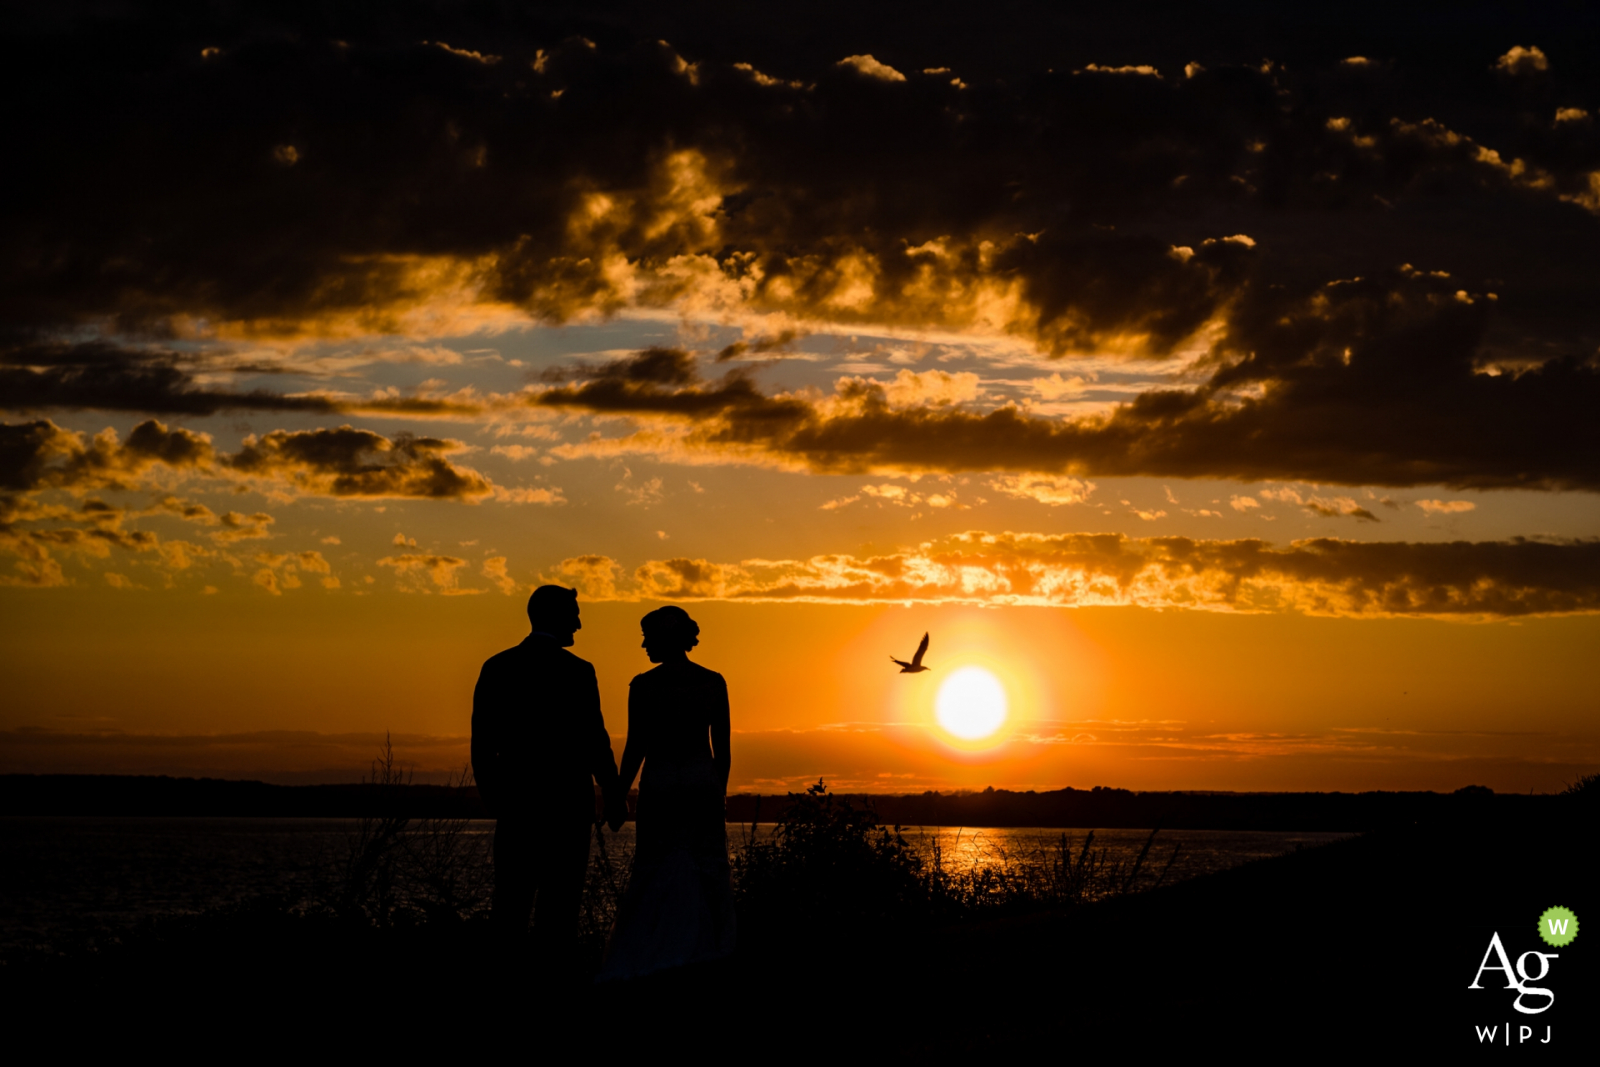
605 797 628 833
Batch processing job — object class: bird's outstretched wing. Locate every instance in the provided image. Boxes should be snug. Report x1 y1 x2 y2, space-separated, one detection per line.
890 655 912 669
910 632 930 668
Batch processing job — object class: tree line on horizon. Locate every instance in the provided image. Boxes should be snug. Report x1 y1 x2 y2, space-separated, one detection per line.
0 772 1537 829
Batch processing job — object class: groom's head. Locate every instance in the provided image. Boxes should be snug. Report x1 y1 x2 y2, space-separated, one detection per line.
527 584 581 646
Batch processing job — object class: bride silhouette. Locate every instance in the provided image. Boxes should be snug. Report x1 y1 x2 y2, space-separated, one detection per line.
598 606 737 980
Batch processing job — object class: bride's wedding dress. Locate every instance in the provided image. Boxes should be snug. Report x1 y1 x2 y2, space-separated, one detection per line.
598 659 736 980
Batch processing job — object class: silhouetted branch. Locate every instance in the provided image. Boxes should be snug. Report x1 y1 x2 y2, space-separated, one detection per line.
1152 842 1183 890
1121 828 1160 895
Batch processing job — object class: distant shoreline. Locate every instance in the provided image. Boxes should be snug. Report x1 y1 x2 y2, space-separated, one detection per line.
0 773 1532 830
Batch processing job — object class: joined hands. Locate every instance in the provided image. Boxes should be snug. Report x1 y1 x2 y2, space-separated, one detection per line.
605 795 628 833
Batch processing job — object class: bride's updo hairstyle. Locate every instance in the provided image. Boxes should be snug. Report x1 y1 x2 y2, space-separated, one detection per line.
640 605 700 651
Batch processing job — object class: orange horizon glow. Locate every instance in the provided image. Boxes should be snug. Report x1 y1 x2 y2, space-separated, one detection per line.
3 590 1596 795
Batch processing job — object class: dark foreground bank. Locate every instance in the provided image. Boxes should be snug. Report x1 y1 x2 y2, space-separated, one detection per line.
5 784 1593 1056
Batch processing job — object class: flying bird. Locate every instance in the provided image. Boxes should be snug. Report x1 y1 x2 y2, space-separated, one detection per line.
891 632 931 674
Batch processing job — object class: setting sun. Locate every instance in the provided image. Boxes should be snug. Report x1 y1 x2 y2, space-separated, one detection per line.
935 666 1009 741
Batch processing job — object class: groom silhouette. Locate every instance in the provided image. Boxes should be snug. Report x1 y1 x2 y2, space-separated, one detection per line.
472 584 622 943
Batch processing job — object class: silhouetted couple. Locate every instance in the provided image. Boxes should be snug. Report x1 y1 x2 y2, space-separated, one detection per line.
470 584 735 979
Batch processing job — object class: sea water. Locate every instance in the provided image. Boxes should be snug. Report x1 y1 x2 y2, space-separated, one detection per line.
0 817 1350 958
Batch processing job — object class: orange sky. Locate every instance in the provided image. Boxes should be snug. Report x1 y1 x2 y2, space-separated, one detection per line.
4 314 1596 792
4 583 1596 792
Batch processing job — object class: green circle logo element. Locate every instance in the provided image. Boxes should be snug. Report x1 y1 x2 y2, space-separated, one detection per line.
1539 906 1578 948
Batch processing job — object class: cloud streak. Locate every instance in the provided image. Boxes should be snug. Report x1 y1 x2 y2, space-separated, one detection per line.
0 418 558 587
548 531 1600 618
228 427 495 501
1 419 559 505
536 322 1600 490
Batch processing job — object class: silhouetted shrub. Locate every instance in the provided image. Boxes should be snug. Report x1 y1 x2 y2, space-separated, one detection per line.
1562 771 1599 809
732 780 928 942
324 736 491 925
580 819 627 951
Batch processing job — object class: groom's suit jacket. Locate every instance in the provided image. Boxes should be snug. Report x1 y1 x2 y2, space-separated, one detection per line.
471 634 619 822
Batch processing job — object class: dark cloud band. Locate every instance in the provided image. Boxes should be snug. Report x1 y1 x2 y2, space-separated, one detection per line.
537 335 1600 490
